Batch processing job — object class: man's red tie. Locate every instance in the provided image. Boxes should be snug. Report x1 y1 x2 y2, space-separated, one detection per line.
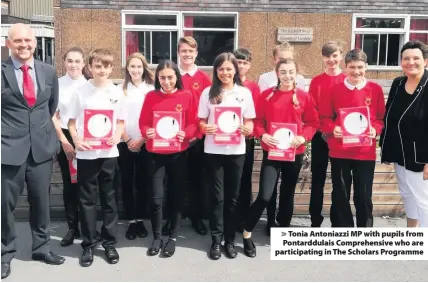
21 65 36 107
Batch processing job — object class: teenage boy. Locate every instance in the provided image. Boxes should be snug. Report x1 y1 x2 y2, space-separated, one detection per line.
167 36 211 235
308 41 347 227
320 49 385 227
233 48 260 231
68 49 125 267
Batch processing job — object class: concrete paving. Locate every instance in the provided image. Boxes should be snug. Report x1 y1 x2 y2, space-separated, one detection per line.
4 216 426 282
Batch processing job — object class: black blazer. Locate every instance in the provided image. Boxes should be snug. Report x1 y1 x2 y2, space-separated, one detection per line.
380 69 428 171
1 57 59 166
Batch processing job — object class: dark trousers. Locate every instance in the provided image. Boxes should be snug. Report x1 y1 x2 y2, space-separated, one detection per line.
187 138 207 219
77 158 118 249
245 152 303 231
205 153 245 244
117 142 149 221
56 128 79 231
237 138 255 224
1 153 53 262
330 158 375 227
309 131 329 226
147 152 186 239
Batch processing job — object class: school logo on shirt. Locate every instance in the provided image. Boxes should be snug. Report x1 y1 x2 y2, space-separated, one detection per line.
192 82 200 90
236 97 244 103
365 97 372 106
175 104 183 112
109 98 118 104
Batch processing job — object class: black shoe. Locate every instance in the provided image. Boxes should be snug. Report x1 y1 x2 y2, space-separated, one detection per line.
80 248 94 267
104 247 119 264
243 237 256 258
162 220 171 236
311 216 324 227
148 239 163 256
126 222 138 240
1 262 10 279
209 242 221 260
224 242 238 259
136 221 148 238
32 252 65 265
162 239 176 257
191 219 207 235
61 229 80 247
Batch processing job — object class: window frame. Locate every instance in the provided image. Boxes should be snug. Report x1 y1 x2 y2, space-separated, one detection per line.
351 13 428 71
121 10 239 68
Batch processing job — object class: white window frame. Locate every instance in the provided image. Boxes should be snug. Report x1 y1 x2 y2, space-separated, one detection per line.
351 14 428 71
121 10 239 68
352 14 428 71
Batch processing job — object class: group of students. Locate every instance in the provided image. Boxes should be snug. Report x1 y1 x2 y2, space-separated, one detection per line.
54 35 428 267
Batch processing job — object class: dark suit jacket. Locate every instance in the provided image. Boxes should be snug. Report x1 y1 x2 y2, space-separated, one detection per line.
1 57 59 166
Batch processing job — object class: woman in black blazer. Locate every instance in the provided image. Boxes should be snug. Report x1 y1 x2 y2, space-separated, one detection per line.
380 40 428 228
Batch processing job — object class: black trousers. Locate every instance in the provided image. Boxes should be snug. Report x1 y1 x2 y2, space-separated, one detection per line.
1 153 53 262
237 138 255 224
56 128 79 231
205 153 245 244
245 151 303 231
330 158 375 227
147 152 186 239
117 142 149 221
77 157 118 249
187 138 207 219
309 131 329 226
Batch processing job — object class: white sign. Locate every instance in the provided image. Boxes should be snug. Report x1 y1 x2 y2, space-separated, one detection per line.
277 27 313 43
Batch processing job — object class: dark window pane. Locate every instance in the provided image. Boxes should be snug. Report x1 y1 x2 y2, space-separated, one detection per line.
386 34 400 66
410 33 428 44
170 31 177 63
356 17 404 29
186 31 235 65
151 31 177 64
362 34 379 65
410 18 428 31
184 15 235 29
379 34 387 65
125 14 176 26
44 38 52 65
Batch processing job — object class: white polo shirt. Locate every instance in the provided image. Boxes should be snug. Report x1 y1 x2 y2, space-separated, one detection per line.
57 74 87 129
68 80 125 160
198 84 256 155
258 70 306 92
119 82 154 140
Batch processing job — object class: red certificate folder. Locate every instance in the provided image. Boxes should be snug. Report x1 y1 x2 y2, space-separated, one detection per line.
153 111 182 152
68 159 77 184
339 106 372 147
83 109 114 150
268 122 297 161
214 106 242 145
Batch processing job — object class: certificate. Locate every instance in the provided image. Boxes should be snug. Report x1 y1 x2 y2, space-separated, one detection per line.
214 106 241 145
153 111 182 152
268 122 297 161
68 159 77 184
83 109 114 150
339 106 372 147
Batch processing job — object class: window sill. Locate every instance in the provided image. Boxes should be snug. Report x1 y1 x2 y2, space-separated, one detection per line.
366 66 402 71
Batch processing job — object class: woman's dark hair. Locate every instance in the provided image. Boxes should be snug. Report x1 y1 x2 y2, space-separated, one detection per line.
154 60 183 91
401 40 428 59
209 52 243 104
82 65 92 80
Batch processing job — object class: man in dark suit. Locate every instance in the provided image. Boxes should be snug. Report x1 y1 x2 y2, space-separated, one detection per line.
1 23 65 279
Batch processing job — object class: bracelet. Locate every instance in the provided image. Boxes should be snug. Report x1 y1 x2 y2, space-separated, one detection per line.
125 138 132 144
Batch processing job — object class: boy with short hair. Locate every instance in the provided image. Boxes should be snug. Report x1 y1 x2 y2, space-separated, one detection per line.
68 48 125 267
233 48 260 231
320 49 385 227
309 41 347 227
170 36 211 235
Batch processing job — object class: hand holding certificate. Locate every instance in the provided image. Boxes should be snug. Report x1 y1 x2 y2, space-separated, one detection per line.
268 123 297 161
153 111 182 152
339 106 372 147
214 106 242 145
83 109 114 150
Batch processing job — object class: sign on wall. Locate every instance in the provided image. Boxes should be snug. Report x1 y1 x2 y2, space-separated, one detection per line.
277 27 313 43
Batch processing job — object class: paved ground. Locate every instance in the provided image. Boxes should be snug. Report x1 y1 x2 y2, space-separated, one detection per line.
4 216 426 282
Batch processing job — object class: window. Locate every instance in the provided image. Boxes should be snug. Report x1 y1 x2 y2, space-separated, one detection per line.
352 15 428 69
33 37 55 65
122 11 238 67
